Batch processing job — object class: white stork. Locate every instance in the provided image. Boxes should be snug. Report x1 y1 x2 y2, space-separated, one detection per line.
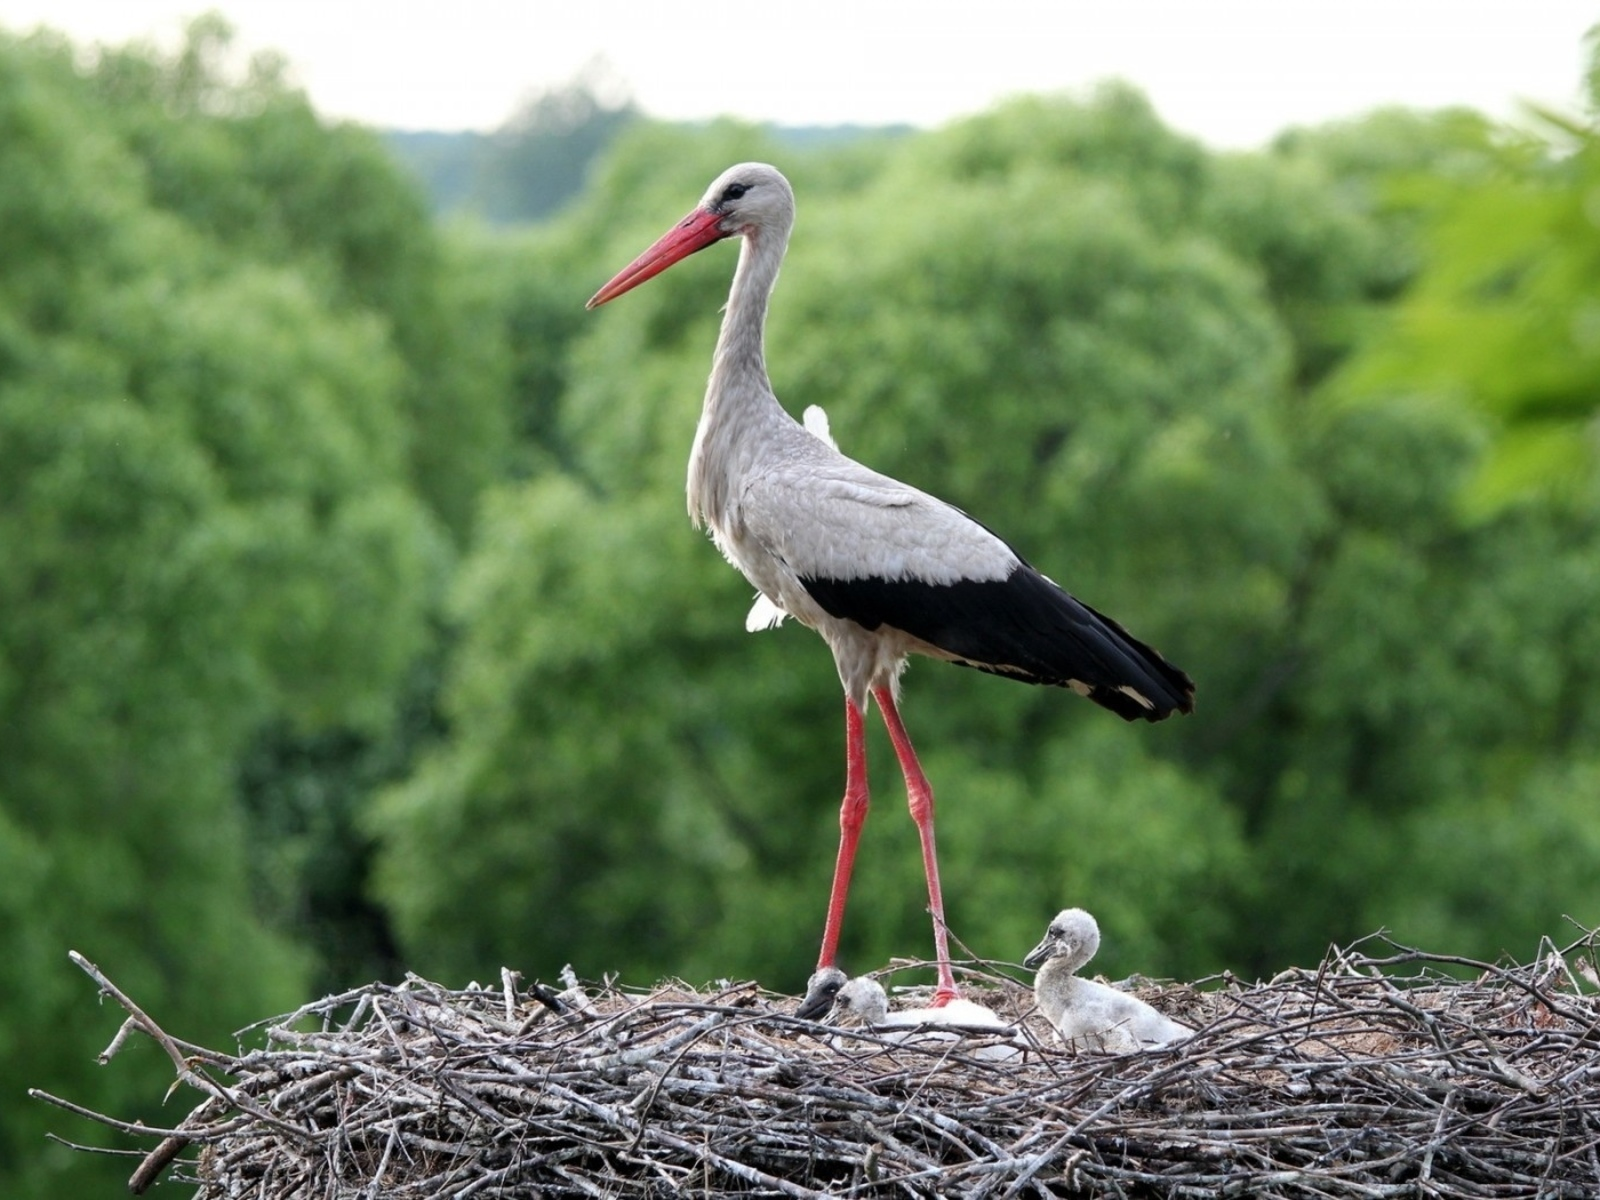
587 163 1194 1010
1024 908 1193 1051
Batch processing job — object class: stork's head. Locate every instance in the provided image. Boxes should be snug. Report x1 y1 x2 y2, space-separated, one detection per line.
1023 908 1102 974
828 976 890 1027
586 162 794 308
794 965 847 1021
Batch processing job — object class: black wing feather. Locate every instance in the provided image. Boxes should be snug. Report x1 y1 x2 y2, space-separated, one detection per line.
799 566 1194 722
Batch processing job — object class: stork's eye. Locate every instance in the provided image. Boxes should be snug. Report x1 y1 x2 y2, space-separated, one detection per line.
721 182 749 203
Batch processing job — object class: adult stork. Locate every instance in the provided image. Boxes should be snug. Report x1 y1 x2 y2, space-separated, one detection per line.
587 163 1194 1009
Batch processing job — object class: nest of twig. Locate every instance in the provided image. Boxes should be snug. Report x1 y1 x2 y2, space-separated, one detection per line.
33 930 1600 1198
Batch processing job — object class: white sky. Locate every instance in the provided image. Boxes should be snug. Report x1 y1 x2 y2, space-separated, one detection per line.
0 1 1593 147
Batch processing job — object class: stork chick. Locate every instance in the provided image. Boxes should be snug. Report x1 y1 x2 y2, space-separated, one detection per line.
1024 908 1192 1052
797 968 1003 1028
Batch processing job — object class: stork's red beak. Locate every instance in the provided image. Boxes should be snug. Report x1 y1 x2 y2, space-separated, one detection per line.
586 207 729 309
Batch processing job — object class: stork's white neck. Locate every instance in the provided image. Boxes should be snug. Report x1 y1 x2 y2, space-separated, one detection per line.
688 224 794 530
1034 957 1086 1028
716 230 782 385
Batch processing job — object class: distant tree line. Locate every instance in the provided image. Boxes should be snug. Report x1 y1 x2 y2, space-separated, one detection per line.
384 59 912 225
386 59 640 224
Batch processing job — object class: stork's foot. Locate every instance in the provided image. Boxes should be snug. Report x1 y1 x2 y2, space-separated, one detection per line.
796 966 847 1021
928 985 961 1008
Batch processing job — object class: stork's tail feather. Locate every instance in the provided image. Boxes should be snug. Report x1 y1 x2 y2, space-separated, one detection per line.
1050 596 1194 722
976 567 1193 722
800 564 1193 722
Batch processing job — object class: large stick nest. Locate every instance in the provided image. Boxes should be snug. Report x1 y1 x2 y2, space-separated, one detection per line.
34 930 1600 1198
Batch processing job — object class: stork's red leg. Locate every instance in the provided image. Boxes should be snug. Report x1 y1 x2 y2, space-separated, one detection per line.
872 685 959 1005
817 697 870 973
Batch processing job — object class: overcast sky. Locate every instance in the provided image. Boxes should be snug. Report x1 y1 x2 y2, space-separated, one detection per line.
1 1 1593 147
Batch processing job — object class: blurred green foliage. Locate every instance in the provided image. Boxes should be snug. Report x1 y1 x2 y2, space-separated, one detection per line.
4 15 1600 1200
1336 41 1600 512
0 18 500 1196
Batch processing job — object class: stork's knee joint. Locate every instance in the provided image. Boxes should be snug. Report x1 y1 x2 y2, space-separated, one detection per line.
840 787 869 832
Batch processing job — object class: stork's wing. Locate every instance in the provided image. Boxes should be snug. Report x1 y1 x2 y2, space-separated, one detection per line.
745 464 1019 588
740 449 1193 721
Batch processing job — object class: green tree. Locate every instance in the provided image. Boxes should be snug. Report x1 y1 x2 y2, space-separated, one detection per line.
74 15 520 996
1306 46 1600 954
1337 98 1600 510
0 21 509 1194
89 13 514 541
